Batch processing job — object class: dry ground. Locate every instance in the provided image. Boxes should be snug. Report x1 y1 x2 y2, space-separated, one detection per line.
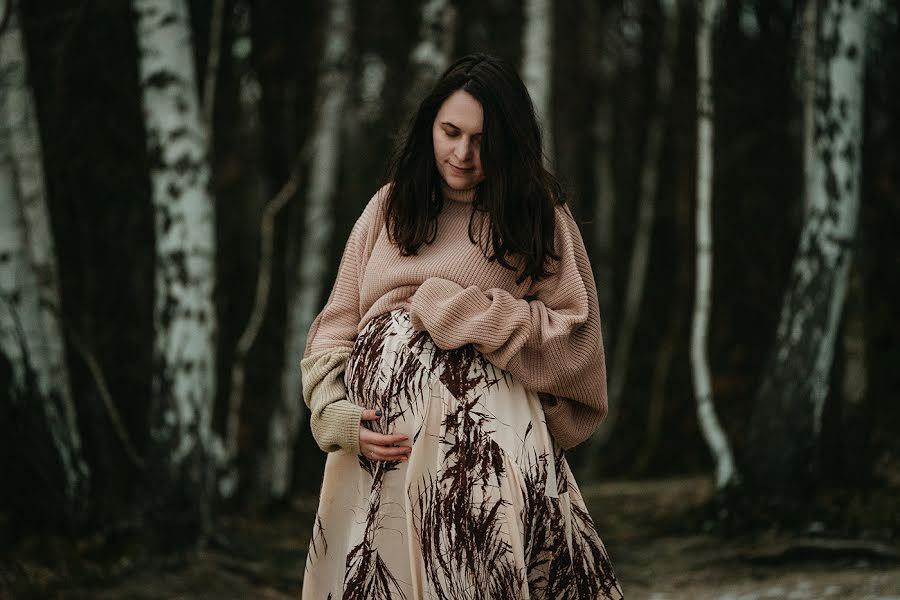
3 475 898 599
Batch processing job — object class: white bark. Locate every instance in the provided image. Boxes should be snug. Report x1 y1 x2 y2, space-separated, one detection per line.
801 0 866 435
746 0 867 493
359 52 387 123
407 0 456 112
692 0 738 490
0 2 89 517
269 0 353 500
521 0 554 165
592 0 679 448
134 0 221 504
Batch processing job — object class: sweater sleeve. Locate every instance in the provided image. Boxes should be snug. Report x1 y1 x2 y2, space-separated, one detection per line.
408 204 608 449
303 189 382 358
300 347 364 455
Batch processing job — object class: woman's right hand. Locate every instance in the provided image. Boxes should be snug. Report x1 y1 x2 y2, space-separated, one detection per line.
359 409 411 462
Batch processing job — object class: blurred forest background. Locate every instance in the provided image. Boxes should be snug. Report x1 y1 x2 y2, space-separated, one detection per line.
1 0 899 597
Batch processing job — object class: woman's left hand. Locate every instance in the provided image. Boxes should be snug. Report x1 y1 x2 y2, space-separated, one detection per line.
358 409 411 462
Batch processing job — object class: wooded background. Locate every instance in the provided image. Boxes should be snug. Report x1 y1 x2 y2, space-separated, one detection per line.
1 0 898 573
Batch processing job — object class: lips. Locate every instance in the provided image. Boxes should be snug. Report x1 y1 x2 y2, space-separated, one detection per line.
449 163 473 174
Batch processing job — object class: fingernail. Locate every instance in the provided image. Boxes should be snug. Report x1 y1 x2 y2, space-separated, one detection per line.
375 409 382 417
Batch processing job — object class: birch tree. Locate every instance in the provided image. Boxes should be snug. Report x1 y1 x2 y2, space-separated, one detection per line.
584 0 623 333
406 0 456 114
589 0 679 451
267 0 353 501
800 0 817 213
133 0 220 537
692 0 738 491
522 0 554 165
0 0 89 522
223 0 268 498
745 0 867 496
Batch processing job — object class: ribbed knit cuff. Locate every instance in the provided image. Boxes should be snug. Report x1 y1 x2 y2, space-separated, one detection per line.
301 347 364 455
540 394 604 450
311 399 365 455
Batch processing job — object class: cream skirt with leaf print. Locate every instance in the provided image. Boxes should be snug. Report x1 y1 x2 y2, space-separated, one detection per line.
301 308 624 600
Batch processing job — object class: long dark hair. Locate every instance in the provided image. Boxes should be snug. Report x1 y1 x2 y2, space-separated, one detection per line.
380 53 564 284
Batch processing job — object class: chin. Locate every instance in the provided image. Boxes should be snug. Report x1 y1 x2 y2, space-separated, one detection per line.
445 174 475 189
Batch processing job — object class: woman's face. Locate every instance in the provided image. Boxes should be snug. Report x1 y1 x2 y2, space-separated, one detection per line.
432 89 485 190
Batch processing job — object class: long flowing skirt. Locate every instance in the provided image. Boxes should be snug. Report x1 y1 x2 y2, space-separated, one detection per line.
301 308 624 599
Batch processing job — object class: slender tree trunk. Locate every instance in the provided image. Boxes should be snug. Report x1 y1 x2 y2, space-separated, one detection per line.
222 0 268 499
590 0 679 451
634 151 693 474
267 0 353 501
0 2 89 524
745 0 867 499
838 258 868 485
693 0 738 491
133 0 220 543
585 0 617 330
522 0 554 165
800 0 817 213
406 0 455 114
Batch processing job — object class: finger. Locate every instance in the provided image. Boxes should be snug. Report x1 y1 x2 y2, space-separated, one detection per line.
359 428 408 445
379 445 412 459
365 445 410 461
359 408 383 421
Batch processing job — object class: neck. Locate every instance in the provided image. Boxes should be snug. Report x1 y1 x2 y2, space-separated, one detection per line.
441 180 476 204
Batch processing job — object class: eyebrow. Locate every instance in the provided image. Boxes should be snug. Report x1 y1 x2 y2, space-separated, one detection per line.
440 121 482 136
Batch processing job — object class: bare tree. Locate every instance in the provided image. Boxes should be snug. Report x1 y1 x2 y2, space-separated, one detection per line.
590 0 680 451
133 0 221 539
267 0 353 501
800 0 817 214
222 0 269 499
584 0 624 335
522 0 554 165
0 0 90 523
745 0 868 497
693 0 738 491
406 0 456 115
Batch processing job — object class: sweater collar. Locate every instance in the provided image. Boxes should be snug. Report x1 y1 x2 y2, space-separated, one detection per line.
441 180 477 204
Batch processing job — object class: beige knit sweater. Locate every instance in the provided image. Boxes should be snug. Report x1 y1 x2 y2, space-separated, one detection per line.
301 182 608 451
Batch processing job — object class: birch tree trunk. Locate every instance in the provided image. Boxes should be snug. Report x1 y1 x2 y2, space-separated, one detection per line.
838 259 868 485
800 0 817 214
133 0 219 540
692 0 738 491
0 1 89 523
522 0 554 165
267 0 352 501
222 0 268 498
406 0 456 114
589 0 679 451
585 0 617 332
745 0 867 497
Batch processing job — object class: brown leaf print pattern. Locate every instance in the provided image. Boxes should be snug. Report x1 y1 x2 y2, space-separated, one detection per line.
301 308 623 599
521 447 623 599
343 459 408 600
409 378 523 599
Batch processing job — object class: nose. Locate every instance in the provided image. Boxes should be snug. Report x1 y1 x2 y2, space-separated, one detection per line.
454 137 473 162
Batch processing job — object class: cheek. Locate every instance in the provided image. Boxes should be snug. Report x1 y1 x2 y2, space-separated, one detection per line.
437 139 455 160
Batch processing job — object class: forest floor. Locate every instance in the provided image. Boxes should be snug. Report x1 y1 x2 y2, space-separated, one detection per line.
2 475 899 600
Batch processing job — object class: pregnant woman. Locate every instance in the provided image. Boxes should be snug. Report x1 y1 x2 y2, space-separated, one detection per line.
299 53 624 599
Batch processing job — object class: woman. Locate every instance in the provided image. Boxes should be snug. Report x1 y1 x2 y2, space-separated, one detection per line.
300 53 623 599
